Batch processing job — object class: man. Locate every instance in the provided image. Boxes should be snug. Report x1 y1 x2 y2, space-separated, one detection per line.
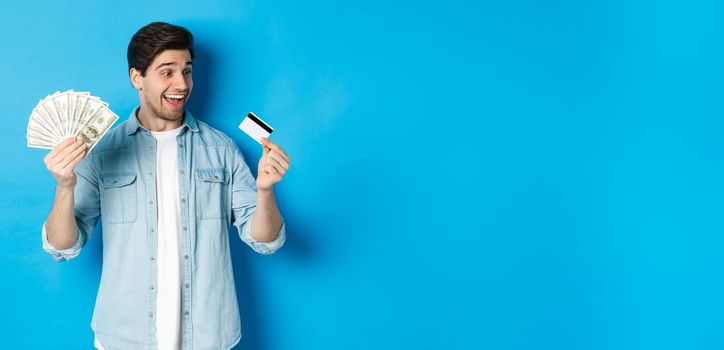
41 22 290 349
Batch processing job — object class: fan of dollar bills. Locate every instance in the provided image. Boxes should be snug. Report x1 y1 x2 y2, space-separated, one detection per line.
26 90 119 151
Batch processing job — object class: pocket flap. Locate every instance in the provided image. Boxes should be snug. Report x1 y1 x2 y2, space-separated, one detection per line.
101 172 137 188
194 168 229 184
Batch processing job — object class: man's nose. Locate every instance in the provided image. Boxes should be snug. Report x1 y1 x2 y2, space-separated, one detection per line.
172 73 189 91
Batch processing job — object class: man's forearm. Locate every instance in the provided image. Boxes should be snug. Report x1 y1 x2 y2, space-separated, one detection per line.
46 186 79 250
250 188 283 243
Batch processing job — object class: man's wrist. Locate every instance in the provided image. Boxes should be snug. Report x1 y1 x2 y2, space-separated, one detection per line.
55 183 76 194
257 187 275 196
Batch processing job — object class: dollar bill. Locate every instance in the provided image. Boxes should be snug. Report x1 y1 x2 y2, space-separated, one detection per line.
40 93 63 138
28 110 60 143
51 92 70 138
76 105 119 152
70 92 90 136
26 128 55 144
27 139 55 149
27 90 118 150
66 92 76 137
76 96 103 136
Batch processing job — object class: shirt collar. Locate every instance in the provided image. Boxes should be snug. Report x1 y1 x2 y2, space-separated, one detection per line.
126 106 200 135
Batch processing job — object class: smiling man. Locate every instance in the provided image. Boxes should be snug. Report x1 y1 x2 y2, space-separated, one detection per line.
41 22 290 349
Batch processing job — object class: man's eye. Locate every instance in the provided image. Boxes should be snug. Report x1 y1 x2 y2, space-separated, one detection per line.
183 70 192 75
161 71 171 77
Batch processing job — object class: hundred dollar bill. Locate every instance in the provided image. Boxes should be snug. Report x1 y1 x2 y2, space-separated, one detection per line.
66 92 76 137
27 139 55 149
30 105 63 142
70 94 87 136
27 90 118 151
51 92 70 138
27 128 55 145
76 96 104 137
70 92 90 136
28 114 59 143
41 93 64 138
76 106 118 152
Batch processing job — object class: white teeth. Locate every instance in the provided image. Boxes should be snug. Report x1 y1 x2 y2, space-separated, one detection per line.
164 94 184 100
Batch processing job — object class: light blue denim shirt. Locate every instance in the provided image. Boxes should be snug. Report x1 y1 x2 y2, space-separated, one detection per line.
41 107 285 349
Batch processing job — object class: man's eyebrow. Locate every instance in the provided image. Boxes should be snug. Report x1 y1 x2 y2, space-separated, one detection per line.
154 61 193 70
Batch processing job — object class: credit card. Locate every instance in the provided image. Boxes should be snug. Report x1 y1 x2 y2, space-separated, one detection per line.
238 112 273 144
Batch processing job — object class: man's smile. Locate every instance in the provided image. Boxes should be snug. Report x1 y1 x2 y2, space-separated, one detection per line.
162 93 187 109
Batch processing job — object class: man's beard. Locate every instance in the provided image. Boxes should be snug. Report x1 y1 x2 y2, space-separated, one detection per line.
145 94 185 121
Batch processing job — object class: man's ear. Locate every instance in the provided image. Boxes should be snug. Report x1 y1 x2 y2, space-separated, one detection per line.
130 68 143 90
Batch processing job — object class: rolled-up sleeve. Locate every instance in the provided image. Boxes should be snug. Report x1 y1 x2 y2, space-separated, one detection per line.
240 215 286 255
41 223 84 262
230 143 286 255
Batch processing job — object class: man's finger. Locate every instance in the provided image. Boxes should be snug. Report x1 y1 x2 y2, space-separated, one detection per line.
48 137 80 160
261 138 290 163
260 138 271 154
267 153 289 171
60 144 87 169
53 140 85 164
265 163 283 178
65 150 86 170
265 156 287 173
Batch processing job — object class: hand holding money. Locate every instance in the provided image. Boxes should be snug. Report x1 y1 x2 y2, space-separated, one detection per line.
28 90 118 187
44 137 87 188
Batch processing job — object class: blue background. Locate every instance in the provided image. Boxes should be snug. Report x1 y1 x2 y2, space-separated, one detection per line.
1 0 723 349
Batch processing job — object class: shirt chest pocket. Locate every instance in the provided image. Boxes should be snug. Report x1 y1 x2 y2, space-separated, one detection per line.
194 168 229 220
100 172 138 224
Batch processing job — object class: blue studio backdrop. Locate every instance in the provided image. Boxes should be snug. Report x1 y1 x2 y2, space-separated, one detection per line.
1 1 724 349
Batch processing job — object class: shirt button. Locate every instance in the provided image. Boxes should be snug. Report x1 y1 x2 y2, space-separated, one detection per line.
181 199 186 203
150 228 155 232
149 172 153 177
149 200 154 205
183 226 188 231
184 311 190 316
184 255 189 260
150 256 155 261
149 312 154 318
150 286 154 290
185 283 189 288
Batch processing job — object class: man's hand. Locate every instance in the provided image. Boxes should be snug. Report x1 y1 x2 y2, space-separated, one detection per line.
44 137 87 189
257 138 290 192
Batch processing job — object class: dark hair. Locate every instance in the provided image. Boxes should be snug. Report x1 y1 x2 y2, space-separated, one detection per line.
127 22 194 76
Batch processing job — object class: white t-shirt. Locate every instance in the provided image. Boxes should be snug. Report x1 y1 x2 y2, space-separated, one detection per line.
95 126 183 350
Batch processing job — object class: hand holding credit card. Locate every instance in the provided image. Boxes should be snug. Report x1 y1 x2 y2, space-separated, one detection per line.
238 112 273 143
238 112 291 191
